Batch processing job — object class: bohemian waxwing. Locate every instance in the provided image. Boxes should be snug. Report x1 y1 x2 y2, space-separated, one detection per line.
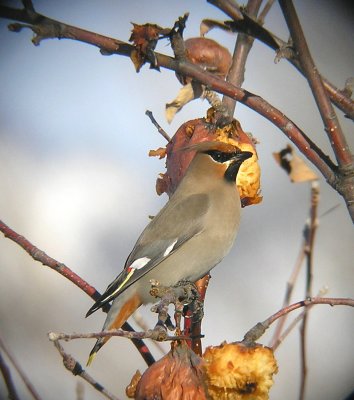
86 141 253 365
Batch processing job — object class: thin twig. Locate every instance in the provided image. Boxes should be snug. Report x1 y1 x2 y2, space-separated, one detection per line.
0 335 42 400
270 244 306 347
48 330 186 343
0 350 20 400
272 287 328 351
0 6 340 185
53 340 121 400
132 312 166 355
2 2 353 121
145 110 171 142
279 0 352 169
299 181 319 400
243 297 354 344
0 219 155 367
0 5 353 215
206 2 354 121
258 0 275 24
270 182 320 351
221 0 263 120
207 0 244 21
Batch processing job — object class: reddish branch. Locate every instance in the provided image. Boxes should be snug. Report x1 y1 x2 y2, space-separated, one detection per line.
243 297 354 344
279 0 351 168
2 3 353 220
221 0 263 119
299 182 319 400
0 352 20 400
0 335 42 400
0 9 340 177
270 182 319 349
0 220 155 367
207 0 354 121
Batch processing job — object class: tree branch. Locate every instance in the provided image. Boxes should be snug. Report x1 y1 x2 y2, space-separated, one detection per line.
1 4 353 218
221 0 263 120
243 297 354 344
0 220 155 367
0 350 21 400
52 340 121 400
0 335 42 400
299 181 319 400
279 0 352 168
207 0 354 120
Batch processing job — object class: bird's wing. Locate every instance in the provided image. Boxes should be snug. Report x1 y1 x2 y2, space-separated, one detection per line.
86 193 209 317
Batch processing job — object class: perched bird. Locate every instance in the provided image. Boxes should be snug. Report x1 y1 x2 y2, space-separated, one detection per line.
86 141 253 365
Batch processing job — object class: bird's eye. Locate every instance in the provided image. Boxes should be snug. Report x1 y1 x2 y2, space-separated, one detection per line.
206 150 232 163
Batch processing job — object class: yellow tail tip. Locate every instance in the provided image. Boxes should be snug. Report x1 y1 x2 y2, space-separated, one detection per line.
86 352 97 367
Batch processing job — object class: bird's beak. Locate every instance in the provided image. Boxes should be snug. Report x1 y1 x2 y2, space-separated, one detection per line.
234 151 254 162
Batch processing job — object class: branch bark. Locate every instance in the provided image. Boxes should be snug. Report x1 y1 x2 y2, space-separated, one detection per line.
221 0 263 119
0 335 42 400
279 0 351 168
0 220 155 367
243 297 354 344
207 0 354 120
4 4 354 221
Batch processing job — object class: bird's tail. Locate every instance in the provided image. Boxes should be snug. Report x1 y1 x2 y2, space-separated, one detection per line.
87 339 105 366
86 291 142 366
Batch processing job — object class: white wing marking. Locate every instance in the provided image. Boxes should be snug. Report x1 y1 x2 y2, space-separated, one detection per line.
163 239 178 257
129 257 151 270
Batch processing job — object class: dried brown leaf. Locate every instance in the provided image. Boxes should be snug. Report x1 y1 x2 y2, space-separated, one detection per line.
273 145 318 182
126 370 142 398
200 19 232 36
149 147 167 159
129 23 163 71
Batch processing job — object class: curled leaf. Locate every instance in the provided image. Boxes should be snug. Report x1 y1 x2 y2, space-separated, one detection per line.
149 147 167 159
166 82 203 123
126 370 142 398
129 23 163 71
200 19 232 36
273 145 318 183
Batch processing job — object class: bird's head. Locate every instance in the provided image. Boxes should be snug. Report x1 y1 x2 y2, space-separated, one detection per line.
181 141 254 182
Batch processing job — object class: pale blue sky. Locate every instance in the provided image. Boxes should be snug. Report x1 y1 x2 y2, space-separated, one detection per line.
0 1 353 399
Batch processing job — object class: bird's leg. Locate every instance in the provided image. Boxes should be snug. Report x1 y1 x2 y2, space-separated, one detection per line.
150 279 203 337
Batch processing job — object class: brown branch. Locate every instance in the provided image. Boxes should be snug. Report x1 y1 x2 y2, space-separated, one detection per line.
2 5 354 219
272 287 328 351
206 1 354 120
52 340 121 400
0 351 20 400
299 181 319 400
258 0 275 24
48 330 185 343
0 335 42 400
279 1 351 168
243 297 354 344
269 243 306 347
182 274 211 356
0 219 155 367
2 2 353 121
145 110 171 142
207 0 244 21
279 0 354 221
221 0 263 120
0 6 335 176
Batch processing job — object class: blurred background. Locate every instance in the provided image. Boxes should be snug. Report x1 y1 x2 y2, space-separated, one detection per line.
0 1 353 399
